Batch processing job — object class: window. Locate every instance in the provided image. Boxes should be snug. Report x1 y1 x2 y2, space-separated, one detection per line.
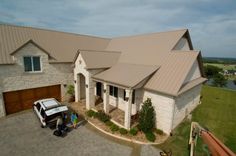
23 56 41 72
132 90 135 104
36 103 41 111
40 109 46 118
109 86 118 98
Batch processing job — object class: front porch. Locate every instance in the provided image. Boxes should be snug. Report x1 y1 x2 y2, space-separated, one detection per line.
71 99 138 129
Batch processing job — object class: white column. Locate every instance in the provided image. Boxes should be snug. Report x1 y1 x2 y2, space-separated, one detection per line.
75 74 80 102
103 83 109 113
86 79 95 110
125 89 132 129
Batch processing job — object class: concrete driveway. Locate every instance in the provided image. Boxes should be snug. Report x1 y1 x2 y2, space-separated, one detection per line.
0 111 161 156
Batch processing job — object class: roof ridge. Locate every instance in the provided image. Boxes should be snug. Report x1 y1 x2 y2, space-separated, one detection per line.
79 49 121 54
171 50 200 53
0 23 111 40
112 28 188 39
117 62 160 67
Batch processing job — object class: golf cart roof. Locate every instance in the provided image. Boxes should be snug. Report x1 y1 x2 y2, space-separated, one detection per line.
45 105 68 116
36 98 60 110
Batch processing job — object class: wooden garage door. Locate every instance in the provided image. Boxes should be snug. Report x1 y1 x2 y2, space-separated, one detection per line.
3 85 61 115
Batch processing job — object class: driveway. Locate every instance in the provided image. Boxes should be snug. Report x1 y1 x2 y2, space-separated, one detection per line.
0 111 162 156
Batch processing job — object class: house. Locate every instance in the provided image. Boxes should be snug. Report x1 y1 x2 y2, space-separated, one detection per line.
0 24 206 134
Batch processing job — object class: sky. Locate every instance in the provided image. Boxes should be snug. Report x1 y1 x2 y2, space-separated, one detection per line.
0 0 236 58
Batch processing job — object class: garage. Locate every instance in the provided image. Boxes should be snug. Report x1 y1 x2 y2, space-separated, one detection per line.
3 85 61 115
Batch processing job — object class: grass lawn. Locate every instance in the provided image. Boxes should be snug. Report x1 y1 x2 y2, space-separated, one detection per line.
156 85 236 155
204 63 236 70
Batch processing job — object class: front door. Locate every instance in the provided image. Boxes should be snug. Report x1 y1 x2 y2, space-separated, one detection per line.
96 82 102 97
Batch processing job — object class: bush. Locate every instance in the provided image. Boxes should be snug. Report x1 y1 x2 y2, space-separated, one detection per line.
96 110 111 123
110 124 119 132
105 121 113 126
119 128 128 135
145 131 156 142
86 110 96 118
66 84 75 96
155 128 164 135
129 127 138 136
138 98 155 133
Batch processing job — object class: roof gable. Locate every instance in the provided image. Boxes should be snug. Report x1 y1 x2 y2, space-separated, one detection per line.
10 39 54 59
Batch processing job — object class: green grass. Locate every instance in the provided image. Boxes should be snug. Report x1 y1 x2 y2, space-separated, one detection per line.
204 63 236 70
156 85 236 155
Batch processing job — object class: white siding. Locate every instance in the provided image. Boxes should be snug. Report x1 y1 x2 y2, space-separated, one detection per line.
183 60 201 84
143 90 175 134
172 84 202 129
173 37 190 51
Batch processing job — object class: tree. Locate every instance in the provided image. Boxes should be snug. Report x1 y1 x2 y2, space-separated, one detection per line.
138 98 155 133
212 73 227 87
203 65 222 78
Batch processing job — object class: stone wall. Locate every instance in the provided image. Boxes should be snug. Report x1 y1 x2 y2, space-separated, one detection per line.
0 43 73 117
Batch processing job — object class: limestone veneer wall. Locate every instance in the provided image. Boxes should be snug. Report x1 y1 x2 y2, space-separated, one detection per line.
0 43 73 117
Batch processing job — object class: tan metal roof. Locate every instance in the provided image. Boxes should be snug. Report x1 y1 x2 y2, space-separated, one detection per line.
92 63 159 88
106 29 187 65
0 24 110 64
0 24 205 96
177 77 207 95
79 50 121 69
144 51 201 96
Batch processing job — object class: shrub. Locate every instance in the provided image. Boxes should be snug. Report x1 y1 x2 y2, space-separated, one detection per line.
155 128 164 135
86 110 96 118
96 110 111 123
138 98 155 133
129 127 138 136
145 131 156 142
66 84 75 96
119 128 128 135
105 121 113 126
110 124 119 132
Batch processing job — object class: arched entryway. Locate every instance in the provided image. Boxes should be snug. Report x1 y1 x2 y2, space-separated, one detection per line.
77 73 86 100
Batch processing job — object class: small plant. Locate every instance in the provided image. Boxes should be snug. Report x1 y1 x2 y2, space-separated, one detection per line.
145 131 156 142
105 120 113 126
154 128 164 135
86 110 96 118
119 128 128 135
110 124 119 132
67 84 75 96
96 110 111 123
67 84 75 102
129 127 138 136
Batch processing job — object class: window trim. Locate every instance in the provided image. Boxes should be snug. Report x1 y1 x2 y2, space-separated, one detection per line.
23 56 42 73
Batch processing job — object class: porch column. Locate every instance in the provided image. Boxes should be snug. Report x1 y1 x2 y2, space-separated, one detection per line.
125 89 133 129
86 79 95 109
103 83 109 113
75 74 80 102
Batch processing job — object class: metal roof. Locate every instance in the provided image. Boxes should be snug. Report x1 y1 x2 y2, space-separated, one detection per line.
79 50 121 69
93 63 159 88
0 24 110 64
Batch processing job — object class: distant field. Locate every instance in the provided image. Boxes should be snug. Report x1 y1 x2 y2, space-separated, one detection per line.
204 63 236 70
156 85 236 155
